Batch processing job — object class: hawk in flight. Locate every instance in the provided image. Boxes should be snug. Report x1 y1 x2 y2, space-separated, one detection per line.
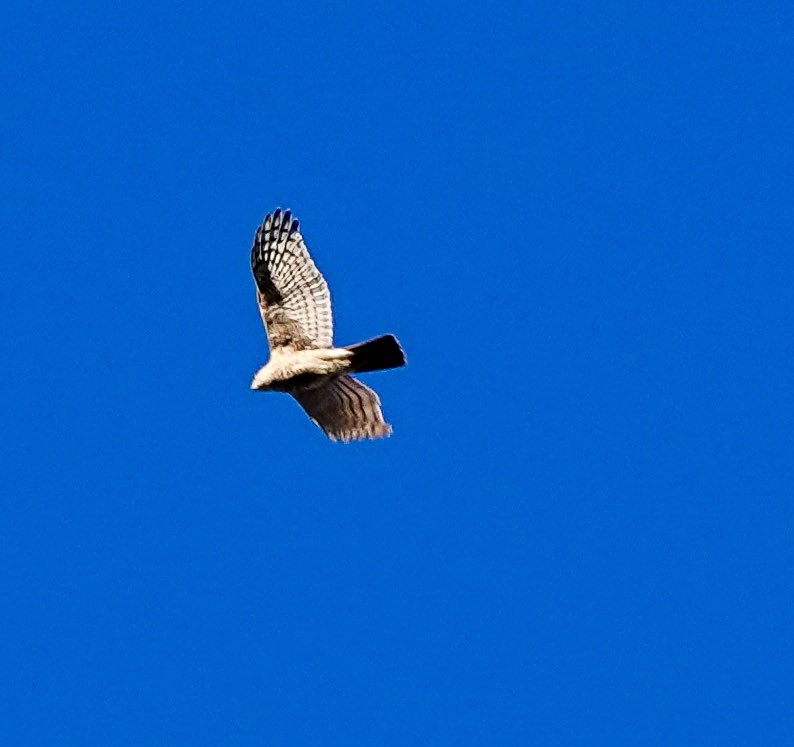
250 209 406 442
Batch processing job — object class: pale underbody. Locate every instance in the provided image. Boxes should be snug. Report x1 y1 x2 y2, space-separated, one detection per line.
250 347 355 392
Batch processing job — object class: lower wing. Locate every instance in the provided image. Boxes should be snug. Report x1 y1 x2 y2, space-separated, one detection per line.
292 376 392 442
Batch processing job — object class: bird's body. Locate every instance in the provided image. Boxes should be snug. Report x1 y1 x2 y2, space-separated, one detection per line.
250 209 405 442
251 347 352 391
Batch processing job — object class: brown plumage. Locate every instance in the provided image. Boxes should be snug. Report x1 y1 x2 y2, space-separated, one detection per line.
250 209 405 442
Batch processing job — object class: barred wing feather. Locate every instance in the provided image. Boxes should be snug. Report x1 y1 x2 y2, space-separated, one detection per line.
292 376 392 442
251 209 333 351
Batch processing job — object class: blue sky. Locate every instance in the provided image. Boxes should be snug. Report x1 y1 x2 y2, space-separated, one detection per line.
2 1 792 744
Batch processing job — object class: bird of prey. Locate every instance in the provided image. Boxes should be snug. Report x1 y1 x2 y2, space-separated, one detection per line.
250 208 406 442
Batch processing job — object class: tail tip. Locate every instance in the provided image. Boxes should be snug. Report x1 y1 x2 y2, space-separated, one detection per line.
348 334 406 373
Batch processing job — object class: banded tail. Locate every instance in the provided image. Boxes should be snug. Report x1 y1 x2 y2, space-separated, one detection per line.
346 334 406 374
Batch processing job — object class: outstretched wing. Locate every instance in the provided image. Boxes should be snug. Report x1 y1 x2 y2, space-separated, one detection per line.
292 376 392 442
251 209 333 351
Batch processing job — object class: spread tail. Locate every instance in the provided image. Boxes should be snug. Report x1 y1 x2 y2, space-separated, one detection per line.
345 334 406 374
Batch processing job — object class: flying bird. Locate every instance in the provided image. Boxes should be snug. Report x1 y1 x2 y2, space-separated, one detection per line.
250 208 406 442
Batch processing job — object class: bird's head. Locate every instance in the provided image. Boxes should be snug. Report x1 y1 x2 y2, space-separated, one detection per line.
250 365 273 391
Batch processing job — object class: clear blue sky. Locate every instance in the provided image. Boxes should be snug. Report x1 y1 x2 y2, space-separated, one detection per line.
2 2 792 744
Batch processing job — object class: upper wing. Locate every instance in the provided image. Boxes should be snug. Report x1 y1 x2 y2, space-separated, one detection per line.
292 376 392 442
251 209 333 351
